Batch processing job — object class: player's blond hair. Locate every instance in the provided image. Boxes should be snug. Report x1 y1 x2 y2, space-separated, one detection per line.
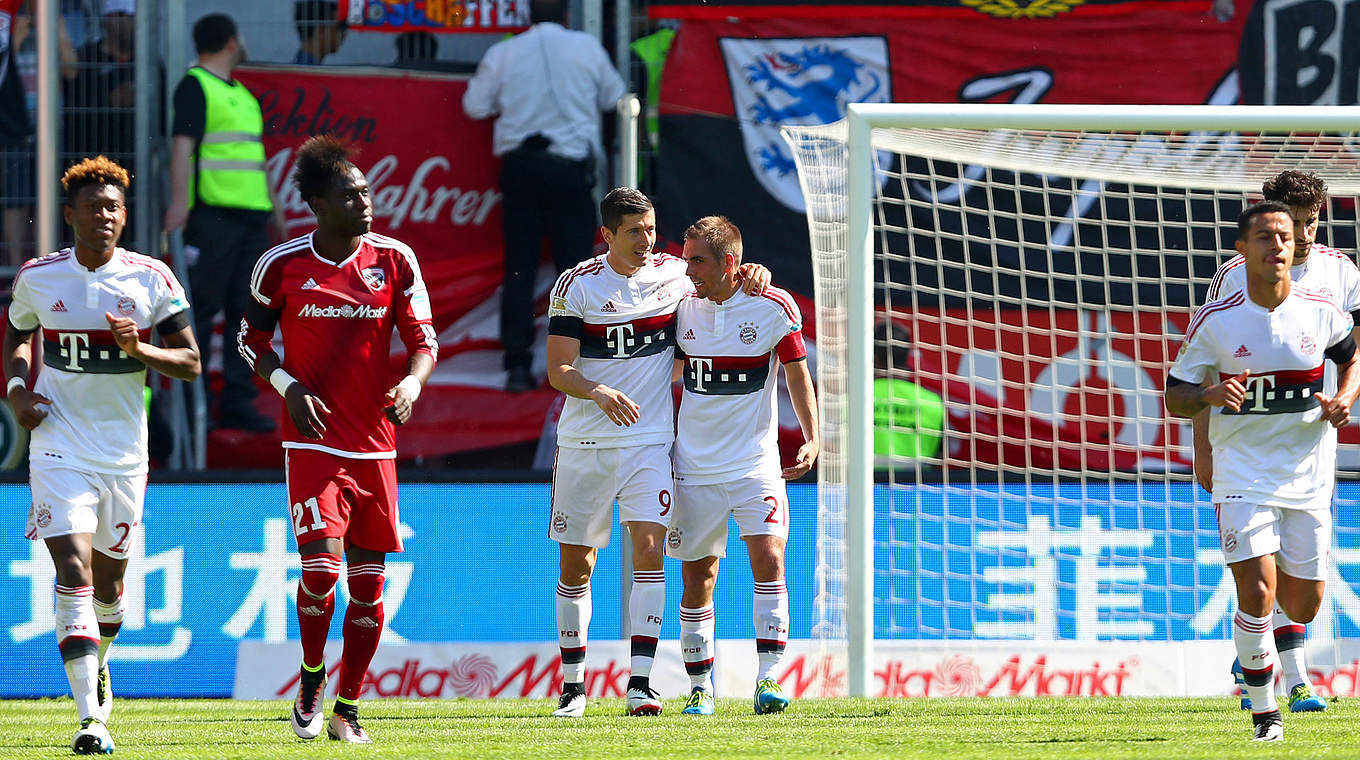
684 215 743 268
61 155 130 205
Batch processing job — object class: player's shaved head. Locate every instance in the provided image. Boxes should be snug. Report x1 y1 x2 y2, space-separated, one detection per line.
1262 170 1327 211
62 155 130 206
293 135 359 203
600 187 653 232
684 215 742 268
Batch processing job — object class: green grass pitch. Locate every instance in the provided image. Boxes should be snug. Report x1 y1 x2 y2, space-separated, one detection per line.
1 697 1355 759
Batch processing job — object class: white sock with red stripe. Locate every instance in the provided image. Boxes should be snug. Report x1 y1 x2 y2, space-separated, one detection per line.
680 604 716 691
555 581 591 685
1272 603 1309 690
92 591 126 667
629 570 665 684
754 580 789 681
55 584 101 720
1234 609 1279 715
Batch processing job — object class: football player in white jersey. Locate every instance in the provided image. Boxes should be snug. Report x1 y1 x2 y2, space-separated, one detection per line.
544 189 770 717
1167 201 1360 742
667 216 818 716
3 157 201 754
1194 171 1360 713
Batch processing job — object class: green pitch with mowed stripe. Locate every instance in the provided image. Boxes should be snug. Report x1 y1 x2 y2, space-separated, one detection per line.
0 697 1355 759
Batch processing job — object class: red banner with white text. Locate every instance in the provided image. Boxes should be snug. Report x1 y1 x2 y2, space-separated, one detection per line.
220 66 563 466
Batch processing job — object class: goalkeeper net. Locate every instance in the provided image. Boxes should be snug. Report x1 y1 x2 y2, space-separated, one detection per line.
782 105 1360 695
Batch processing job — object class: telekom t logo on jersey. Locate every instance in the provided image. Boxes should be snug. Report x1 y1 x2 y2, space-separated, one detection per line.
58 332 90 370
605 324 635 358
688 357 713 391
1243 373 1276 413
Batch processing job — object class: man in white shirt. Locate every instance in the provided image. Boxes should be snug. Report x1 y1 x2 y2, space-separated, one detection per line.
1166 201 1360 743
667 216 818 717
463 0 626 393
1194 171 1360 714
4 157 201 754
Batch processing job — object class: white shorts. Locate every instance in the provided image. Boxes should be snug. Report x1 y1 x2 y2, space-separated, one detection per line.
550 443 673 547
1216 501 1331 580
25 464 147 560
666 475 790 561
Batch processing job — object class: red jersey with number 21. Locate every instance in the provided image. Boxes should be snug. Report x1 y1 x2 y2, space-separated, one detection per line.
246 231 438 458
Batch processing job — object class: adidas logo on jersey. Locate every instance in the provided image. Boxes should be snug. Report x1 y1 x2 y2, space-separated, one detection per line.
601 301 617 313
301 278 319 290
298 303 388 319
1233 344 1251 358
682 329 696 340
50 300 67 312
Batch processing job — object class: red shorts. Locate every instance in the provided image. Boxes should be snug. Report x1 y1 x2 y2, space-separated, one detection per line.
284 448 402 553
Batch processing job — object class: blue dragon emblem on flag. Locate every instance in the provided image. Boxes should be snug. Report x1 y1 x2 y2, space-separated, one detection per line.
722 38 892 212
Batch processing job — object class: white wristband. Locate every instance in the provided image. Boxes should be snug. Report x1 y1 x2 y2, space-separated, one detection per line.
6 376 25 395
269 367 298 397
397 375 422 403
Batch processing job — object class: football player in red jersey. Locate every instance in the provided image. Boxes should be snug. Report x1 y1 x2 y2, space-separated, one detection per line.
238 136 437 744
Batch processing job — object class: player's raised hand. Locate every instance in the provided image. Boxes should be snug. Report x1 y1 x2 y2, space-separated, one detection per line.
588 384 640 427
1314 392 1352 428
1202 369 1250 412
383 385 414 425
7 386 51 430
737 263 771 296
105 312 143 356
284 383 331 439
782 438 820 480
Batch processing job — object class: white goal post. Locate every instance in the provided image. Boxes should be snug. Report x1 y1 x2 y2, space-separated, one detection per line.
784 104 1360 697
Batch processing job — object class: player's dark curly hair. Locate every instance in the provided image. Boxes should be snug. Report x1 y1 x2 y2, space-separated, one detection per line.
1262 170 1327 210
61 155 130 206
293 135 358 202
684 215 743 266
600 187 653 231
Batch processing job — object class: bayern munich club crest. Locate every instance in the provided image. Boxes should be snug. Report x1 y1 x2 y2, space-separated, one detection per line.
361 267 386 291
552 511 568 534
667 527 683 550
739 322 759 345
34 503 51 528
1301 335 1318 355
116 296 136 316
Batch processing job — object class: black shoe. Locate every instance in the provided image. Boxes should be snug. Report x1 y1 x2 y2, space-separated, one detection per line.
1252 710 1284 742
505 365 534 393
219 406 277 433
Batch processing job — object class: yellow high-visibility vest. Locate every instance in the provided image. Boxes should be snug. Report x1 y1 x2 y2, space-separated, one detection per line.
186 67 271 211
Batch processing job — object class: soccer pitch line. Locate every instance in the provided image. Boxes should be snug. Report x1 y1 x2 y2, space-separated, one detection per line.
0 697 1354 759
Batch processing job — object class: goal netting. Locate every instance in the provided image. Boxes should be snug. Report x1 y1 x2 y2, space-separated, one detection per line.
782 105 1360 697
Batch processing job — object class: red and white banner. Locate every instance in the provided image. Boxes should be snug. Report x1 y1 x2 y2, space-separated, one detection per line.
243 639 1360 699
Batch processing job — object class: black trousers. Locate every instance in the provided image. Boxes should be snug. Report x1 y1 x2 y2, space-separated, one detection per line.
498 147 596 372
185 204 271 415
